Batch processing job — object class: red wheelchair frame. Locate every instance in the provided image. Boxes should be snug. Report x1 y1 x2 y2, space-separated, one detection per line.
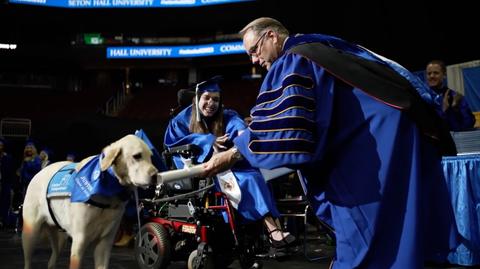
134 144 263 269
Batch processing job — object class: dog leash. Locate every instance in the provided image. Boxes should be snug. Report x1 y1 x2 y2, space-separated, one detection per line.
134 187 142 247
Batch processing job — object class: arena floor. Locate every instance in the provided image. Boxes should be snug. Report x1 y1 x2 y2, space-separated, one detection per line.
0 225 468 269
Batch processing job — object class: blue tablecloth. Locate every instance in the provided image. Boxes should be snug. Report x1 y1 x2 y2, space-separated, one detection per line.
442 154 480 266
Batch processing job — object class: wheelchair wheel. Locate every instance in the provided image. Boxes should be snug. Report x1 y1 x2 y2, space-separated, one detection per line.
135 222 171 269
187 243 214 269
238 246 263 269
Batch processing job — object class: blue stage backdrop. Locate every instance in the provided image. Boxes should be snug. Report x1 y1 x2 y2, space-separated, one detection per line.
463 66 480 111
9 0 253 8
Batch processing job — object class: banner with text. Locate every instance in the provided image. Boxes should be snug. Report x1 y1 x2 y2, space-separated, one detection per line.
107 41 245 58
9 0 253 8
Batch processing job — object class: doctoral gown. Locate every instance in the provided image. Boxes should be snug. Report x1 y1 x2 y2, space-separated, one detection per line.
233 34 458 268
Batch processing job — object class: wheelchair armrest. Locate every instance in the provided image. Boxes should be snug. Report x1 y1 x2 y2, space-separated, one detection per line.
163 144 201 159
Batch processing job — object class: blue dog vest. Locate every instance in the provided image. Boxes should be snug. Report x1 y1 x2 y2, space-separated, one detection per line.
47 163 77 198
47 155 130 205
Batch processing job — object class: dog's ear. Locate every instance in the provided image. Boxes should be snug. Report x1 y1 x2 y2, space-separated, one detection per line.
100 144 121 171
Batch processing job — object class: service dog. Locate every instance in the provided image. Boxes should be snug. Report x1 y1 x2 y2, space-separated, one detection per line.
22 135 158 269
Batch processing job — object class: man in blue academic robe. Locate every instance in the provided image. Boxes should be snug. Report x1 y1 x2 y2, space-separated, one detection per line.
202 18 459 269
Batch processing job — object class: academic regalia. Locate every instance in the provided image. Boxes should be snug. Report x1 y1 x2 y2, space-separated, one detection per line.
20 150 42 187
20 157 41 183
164 79 279 222
233 34 458 268
433 86 475 131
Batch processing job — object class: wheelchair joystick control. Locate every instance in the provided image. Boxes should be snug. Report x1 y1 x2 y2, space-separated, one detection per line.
155 183 164 197
188 201 196 215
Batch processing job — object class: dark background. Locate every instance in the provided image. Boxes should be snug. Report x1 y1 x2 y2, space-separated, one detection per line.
0 0 478 70
0 0 478 162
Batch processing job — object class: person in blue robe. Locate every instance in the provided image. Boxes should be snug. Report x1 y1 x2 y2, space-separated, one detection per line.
202 17 459 269
18 140 42 198
39 148 53 169
426 59 475 131
164 76 295 248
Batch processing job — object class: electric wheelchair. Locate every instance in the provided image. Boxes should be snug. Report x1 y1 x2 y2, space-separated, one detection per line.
132 129 336 268
134 143 266 269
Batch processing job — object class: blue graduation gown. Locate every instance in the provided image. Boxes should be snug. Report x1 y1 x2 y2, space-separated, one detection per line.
435 87 475 131
234 34 458 268
20 156 42 186
164 106 279 221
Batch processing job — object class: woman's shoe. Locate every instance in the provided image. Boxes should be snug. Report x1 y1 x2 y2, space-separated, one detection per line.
268 229 296 248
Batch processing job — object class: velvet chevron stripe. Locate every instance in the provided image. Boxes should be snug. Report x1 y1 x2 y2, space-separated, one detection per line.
252 95 315 117
256 74 314 105
249 116 315 133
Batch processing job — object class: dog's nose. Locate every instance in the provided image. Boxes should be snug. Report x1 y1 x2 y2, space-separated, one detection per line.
149 167 158 175
149 167 158 185
151 174 158 185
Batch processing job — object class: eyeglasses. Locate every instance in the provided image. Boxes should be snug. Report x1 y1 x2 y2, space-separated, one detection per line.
247 31 268 58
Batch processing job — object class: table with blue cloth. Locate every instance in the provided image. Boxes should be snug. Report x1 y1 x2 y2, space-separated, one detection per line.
442 154 480 266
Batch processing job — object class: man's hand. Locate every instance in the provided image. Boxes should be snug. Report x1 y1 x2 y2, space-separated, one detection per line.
202 147 240 177
442 90 451 112
443 89 464 111
452 93 464 109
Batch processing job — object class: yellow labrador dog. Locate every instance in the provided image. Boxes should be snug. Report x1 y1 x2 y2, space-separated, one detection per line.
22 134 158 269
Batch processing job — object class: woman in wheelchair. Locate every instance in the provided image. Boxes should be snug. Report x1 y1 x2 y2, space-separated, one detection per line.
164 76 296 249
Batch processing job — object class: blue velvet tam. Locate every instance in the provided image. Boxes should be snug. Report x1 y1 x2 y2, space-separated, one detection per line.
25 139 36 147
195 75 223 94
0 137 4 145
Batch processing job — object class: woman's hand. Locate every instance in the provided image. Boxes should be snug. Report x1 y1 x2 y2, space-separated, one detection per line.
213 134 229 152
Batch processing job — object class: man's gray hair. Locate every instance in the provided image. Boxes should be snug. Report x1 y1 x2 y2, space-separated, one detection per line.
239 17 289 38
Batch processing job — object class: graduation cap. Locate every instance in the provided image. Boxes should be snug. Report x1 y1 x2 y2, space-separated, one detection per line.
195 75 223 121
25 139 36 147
195 75 223 94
